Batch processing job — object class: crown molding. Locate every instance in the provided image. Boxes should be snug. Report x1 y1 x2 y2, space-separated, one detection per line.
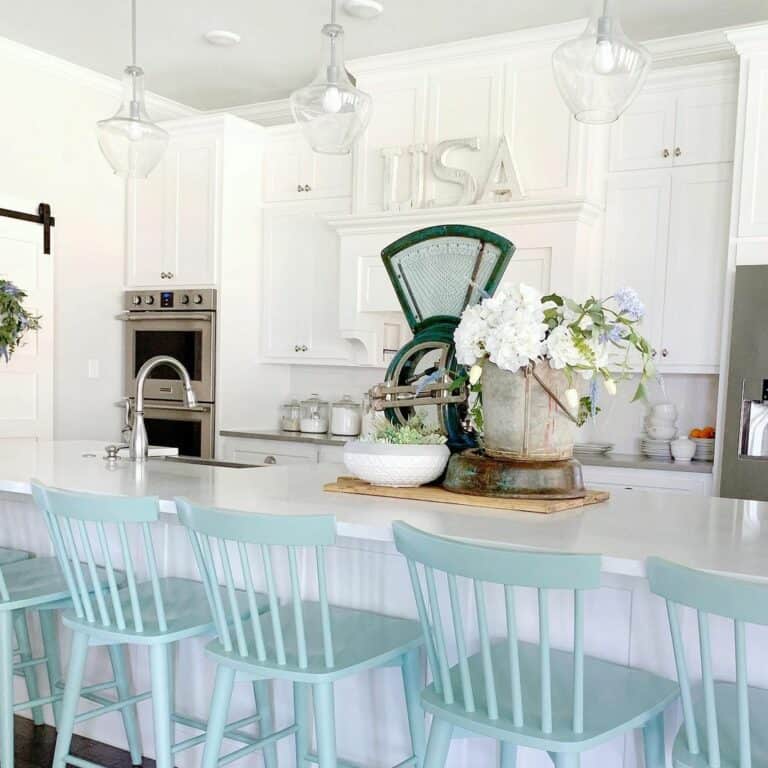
726 23 768 55
211 98 293 127
645 28 735 68
0 33 196 120
327 198 602 236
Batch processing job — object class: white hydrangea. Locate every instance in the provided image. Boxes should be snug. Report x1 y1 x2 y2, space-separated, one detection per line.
454 304 489 366
545 325 584 371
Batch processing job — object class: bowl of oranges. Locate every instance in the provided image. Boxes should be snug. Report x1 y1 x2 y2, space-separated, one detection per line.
688 426 715 461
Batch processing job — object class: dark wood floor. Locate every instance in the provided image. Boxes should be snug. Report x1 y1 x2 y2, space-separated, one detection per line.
14 716 156 768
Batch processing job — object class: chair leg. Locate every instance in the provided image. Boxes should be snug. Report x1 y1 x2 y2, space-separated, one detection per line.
253 679 278 768
500 742 517 767
642 712 665 768
549 753 580 767
108 644 143 765
38 609 63 727
149 643 174 768
424 717 452 768
13 609 44 725
312 681 337 768
201 665 235 768
52 631 89 768
401 649 426 768
294 682 310 768
0 612 15 768
166 644 175 750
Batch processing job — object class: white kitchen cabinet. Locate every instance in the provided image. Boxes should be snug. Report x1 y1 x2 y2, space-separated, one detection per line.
603 163 732 373
581 465 713 496
220 437 319 465
262 198 354 364
610 81 736 172
263 125 352 202
126 115 263 288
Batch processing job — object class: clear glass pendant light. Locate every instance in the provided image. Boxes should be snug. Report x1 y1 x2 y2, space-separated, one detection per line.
289 0 372 155
97 0 168 178
552 0 651 125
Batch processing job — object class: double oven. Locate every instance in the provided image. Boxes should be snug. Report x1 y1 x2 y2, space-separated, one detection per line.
122 289 216 458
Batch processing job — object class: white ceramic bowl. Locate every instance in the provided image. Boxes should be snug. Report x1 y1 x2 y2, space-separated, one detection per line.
670 438 696 462
651 403 678 421
646 425 678 440
647 415 677 428
343 441 450 487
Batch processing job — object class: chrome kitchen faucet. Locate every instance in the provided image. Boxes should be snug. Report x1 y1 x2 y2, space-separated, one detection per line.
129 355 197 460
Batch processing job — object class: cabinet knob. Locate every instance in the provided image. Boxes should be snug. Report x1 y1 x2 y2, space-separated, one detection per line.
160 272 167 279
661 348 670 358
264 455 277 465
167 272 174 279
297 185 303 192
652 349 658 358
662 148 670 158
304 184 312 192
301 345 308 352
674 147 682 157
294 345 300 352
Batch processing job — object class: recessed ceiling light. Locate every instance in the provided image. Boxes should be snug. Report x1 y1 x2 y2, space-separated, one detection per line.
342 0 383 20
204 30 241 47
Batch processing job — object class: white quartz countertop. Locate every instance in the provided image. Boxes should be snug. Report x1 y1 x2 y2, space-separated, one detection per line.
2 441 765 581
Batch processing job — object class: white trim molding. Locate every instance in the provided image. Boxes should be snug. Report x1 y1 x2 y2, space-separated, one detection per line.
221 98 293 126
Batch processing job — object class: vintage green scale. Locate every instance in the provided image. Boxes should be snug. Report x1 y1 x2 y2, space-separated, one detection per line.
370 225 514 451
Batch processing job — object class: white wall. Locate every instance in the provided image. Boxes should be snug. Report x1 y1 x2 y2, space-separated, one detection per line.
0 37 192 441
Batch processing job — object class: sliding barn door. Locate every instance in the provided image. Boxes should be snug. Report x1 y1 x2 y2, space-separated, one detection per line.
0 205 53 440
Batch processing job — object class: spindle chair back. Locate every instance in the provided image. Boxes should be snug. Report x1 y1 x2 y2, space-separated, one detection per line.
394 522 678 768
648 556 768 768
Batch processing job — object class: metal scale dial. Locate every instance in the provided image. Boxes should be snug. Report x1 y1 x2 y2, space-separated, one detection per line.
371 225 514 451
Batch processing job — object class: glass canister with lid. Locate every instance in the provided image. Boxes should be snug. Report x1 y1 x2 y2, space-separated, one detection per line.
299 394 330 434
330 394 362 437
280 399 302 432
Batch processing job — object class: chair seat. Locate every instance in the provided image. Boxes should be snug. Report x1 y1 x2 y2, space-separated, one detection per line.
206 602 423 682
0 557 76 610
0 547 32 567
63 577 268 645
421 640 678 751
672 681 768 767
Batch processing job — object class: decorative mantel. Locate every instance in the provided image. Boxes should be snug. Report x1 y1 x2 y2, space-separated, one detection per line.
327 199 603 366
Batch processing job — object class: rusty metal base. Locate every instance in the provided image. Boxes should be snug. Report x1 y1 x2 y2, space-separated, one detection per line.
442 449 586 500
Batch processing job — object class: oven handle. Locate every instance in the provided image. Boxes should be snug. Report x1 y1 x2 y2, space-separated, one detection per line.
142 404 212 413
118 312 213 322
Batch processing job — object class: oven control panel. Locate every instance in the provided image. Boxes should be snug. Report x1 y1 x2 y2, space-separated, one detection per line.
124 288 217 311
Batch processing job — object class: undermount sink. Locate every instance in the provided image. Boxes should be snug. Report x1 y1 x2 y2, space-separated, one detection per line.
156 456 263 469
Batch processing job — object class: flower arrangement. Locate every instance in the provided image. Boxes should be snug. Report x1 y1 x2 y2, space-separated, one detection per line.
0 280 40 362
363 415 448 445
454 283 653 425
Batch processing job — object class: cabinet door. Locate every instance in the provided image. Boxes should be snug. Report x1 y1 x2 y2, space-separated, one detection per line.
674 84 736 166
609 93 677 171
263 131 305 202
307 150 352 199
660 164 732 371
504 60 576 197
602 170 672 360
353 74 428 213
497 248 552 294
426 64 503 206
126 162 168 287
165 133 219 285
262 199 353 363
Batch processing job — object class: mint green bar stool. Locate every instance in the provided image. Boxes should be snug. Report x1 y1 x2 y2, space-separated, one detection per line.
176 497 426 768
393 522 680 768
32 482 275 768
648 557 768 768
0 541 139 768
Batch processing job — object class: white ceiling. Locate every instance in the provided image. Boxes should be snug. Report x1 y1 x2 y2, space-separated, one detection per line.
0 0 765 110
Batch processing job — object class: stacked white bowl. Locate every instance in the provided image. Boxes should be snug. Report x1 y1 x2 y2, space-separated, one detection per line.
641 403 678 459
691 437 715 462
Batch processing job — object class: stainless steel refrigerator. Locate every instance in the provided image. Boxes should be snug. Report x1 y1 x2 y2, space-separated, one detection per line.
721 265 768 500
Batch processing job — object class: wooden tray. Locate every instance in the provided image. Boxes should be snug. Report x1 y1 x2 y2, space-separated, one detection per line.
324 476 610 514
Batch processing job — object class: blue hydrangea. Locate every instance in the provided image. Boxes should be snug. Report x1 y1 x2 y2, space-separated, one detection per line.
614 287 645 320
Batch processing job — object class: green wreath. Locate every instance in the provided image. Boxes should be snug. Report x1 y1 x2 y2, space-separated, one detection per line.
0 281 40 362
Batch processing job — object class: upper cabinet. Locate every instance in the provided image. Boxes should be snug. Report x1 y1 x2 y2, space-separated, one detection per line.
126 115 263 288
609 77 737 172
263 125 352 202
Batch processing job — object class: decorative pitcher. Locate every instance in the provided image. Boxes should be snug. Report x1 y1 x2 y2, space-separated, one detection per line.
482 361 578 461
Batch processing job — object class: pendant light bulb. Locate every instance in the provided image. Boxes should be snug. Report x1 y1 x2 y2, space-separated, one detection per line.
97 0 168 178
289 1 372 154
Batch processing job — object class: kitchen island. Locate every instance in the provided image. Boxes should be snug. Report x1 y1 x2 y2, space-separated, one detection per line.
2 441 767 768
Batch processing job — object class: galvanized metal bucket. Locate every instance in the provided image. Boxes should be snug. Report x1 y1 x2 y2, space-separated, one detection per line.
482 361 578 461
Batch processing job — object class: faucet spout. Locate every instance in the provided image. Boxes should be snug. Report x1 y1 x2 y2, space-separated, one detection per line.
129 355 197 461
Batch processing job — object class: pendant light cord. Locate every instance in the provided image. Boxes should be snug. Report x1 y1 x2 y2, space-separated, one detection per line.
131 0 137 67
330 0 336 26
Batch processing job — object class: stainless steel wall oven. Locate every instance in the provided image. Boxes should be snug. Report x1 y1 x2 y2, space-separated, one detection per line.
122 289 216 458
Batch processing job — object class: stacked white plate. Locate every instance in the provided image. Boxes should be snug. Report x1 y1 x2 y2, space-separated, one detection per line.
574 442 615 456
691 437 715 462
641 437 674 459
